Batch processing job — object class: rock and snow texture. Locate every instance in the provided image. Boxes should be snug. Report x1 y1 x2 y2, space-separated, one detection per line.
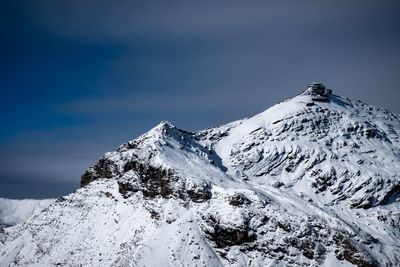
1 89 399 266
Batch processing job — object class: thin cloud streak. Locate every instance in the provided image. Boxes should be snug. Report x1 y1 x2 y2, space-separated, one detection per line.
25 1 350 43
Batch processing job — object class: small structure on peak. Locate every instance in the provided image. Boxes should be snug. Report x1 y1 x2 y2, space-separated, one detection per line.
307 82 332 101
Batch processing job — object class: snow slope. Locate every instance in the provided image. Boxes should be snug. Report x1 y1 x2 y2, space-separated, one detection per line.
1 89 399 266
0 198 54 228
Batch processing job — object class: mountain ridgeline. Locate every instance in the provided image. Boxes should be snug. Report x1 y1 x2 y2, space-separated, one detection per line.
1 85 400 266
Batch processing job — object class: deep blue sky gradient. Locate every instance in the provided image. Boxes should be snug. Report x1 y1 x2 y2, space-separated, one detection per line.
1 1 400 198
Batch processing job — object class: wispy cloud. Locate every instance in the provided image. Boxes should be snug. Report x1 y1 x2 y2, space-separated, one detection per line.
22 1 396 45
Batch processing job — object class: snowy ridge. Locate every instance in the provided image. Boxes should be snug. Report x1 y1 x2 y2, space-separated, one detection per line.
1 89 399 266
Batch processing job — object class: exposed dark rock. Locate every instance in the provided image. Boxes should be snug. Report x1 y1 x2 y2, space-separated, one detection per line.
277 221 292 232
211 225 255 248
228 193 251 206
272 181 285 188
149 210 160 220
350 196 376 209
117 162 175 198
81 157 119 187
333 232 378 267
380 182 400 205
284 155 305 173
55 197 67 203
118 181 139 197
204 216 256 248
186 182 212 203
101 191 115 199
311 167 337 193
117 158 213 203
299 238 315 259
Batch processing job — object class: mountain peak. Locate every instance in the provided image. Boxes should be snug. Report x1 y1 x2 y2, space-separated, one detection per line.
154 120 176 130
143 120 177 138
2 85 400 267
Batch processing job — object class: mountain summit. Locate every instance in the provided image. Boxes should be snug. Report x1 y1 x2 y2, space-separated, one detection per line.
1 85 400 266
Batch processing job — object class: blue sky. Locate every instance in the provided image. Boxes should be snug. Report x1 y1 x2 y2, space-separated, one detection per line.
1 1 400 198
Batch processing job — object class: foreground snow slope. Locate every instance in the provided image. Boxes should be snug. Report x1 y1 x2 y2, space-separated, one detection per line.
1 90 399 266
0 198 54 228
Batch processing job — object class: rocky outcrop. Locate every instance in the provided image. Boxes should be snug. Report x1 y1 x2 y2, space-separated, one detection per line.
203 215 256 248
333 233 379 267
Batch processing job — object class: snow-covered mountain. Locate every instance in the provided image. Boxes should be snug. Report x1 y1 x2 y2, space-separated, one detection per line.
1 87 399 266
